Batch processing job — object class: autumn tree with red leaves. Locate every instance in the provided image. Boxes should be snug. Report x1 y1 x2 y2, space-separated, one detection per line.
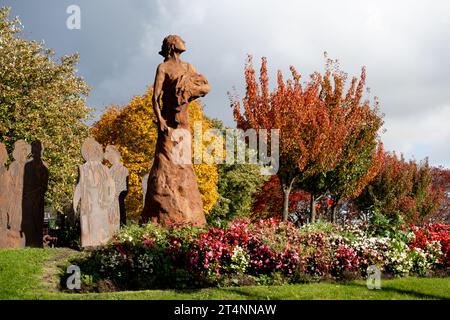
354 153 446 224
231 56 382 223
430 167 450 223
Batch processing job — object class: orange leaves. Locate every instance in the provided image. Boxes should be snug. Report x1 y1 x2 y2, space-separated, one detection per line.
232 55 383 221
231 56 351 186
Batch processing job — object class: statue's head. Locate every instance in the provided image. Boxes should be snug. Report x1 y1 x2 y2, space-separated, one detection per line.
159 35 186 57
31 140 44 160
104 145 121 164
12 140 31 162
0 143 7 165
81 137 103 162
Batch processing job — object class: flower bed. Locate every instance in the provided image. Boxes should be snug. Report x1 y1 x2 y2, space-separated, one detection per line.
69 219 450 291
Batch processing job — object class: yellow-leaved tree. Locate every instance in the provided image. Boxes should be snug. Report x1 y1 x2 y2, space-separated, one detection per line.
92 87 218 220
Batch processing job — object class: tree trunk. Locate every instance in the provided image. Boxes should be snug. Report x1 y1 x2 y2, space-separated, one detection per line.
281 177 296 222
331 203 337 224
331 197 342 224
282 186 291 222
310 194 316 223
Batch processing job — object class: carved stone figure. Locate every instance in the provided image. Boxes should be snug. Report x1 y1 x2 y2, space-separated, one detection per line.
22 141 49 248
141 35 210 226
0 143 9 248
7 140 31 247
104 145 128 233
73 138 115 248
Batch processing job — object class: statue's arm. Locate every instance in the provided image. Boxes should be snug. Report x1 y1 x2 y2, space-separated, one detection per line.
152 64 168 134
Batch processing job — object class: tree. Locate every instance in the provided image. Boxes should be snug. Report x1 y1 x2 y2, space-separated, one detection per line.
92 87 218 219
429 167 450 223
354 153 445 224
206 119 268 224
0 7 91 212
232 56 374 222
210 162 268 223
319 62 384 222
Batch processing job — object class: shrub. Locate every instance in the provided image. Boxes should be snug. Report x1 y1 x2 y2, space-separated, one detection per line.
66 220 450 291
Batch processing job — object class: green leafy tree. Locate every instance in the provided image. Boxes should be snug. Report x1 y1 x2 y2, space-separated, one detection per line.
0 7 91 212
207 119 268 224
210 162 268 223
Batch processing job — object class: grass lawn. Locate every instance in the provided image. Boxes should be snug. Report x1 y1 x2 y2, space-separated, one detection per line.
0 248 449 300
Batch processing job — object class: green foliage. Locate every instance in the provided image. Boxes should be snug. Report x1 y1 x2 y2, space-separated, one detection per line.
209 162 268 224
207 119 268 224
368 209 405 238
0 7 91 212
298 220 337 235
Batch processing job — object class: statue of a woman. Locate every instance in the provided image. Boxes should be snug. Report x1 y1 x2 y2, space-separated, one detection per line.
141 35 210 226
73 138 115 248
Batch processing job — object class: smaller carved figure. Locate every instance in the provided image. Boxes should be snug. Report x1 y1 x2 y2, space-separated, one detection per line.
22 140 49 248
73 138 115 248
7 140 31 248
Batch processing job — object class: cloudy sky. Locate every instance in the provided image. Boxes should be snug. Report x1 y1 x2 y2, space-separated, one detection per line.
3 0 450 167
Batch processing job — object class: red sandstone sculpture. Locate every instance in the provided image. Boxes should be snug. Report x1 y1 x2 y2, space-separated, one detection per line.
7 140 31 247
141 35 210 226
22 140 49 248
73 138 115 248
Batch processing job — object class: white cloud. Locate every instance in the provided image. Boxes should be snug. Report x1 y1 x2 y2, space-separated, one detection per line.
383 104 450 167
9 0 449 167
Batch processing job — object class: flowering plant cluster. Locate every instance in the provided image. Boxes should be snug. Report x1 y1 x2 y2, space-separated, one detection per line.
73 220 450 290
409 223 449 267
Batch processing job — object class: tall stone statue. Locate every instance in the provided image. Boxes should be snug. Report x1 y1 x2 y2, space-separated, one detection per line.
141 35 210 226
7 140 31 247
104 145 128 233
22 141 49 248
0 143 9 248
73 138 115 248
